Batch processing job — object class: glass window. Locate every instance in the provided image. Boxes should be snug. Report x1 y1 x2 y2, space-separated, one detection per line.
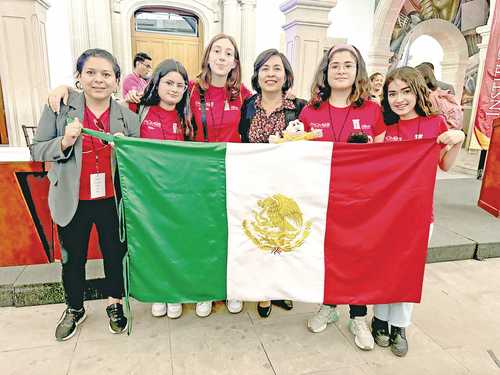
135 11 198 36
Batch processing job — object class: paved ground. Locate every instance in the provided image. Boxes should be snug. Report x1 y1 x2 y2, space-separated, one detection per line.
1 258 500 375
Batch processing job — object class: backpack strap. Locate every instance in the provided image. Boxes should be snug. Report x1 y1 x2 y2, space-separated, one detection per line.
199 87 209 142
138 105 150 125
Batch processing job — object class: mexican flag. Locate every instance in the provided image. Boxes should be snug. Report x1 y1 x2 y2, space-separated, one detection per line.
85 129 439 305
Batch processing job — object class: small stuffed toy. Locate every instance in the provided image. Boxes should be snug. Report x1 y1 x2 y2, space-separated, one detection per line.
268 120 323 144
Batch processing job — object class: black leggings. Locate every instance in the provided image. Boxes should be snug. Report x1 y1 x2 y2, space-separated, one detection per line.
327 304 367 319
58 198 126 310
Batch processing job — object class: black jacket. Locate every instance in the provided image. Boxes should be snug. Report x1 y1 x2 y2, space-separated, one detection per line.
238 94 307 143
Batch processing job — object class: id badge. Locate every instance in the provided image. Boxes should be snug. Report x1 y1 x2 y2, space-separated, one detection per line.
224 100 230 111
90 173 106 199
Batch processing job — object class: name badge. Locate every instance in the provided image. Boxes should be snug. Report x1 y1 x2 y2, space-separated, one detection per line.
90 173 106 199
224 100 230 111
352 119 361 130
415 134 423 140
173 123 177 134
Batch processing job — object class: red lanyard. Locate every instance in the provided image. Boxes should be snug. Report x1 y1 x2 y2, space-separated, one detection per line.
207 90 227 141
397 117 422 141
84 106 110 172
328 103 352 142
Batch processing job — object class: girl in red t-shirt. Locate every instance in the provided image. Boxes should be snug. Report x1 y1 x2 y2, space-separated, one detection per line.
304 44 385 351
372 67 465 357
300 44 386 145
189 34 252 317
138 59 192 142
189 34 252 144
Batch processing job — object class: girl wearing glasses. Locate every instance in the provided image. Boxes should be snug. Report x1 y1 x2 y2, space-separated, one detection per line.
138 59 192 142
300 44 386 352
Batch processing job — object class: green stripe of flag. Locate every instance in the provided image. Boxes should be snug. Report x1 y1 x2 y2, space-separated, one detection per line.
114 136 228 302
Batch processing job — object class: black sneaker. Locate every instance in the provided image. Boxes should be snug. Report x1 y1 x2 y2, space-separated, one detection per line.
106 303 128 334
390 326 408 357
371 317 390 347
55 307 86 341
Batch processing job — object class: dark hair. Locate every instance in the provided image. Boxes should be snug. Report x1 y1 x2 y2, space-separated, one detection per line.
382 67 438 125
140 59 193 139
75 48 121 82
421 61 434 71
196 33 242 101
415 63 439 91
250 49 294 94
134 52 152 68
309 45 370 108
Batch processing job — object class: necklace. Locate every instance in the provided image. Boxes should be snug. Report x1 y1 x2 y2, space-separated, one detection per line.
397 116 422 141
327 102 352 142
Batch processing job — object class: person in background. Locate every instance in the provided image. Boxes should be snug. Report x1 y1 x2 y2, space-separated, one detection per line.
417 62 455 95
122 52 153 112
30 48 140 341
369 72 384 104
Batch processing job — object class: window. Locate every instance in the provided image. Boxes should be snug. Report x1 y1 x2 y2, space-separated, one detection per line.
135 11 198 36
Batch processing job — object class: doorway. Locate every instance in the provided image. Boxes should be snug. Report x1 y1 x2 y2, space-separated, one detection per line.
131 7 203 79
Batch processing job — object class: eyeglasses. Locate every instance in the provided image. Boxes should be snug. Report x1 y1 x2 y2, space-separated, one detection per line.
161 79 187 92
140 61 152 70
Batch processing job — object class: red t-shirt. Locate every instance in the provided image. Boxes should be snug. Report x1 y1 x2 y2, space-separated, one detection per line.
190 82 252 142
384 115 448 142
79 106 114 200
140 105 184 141
300 100 386 142
384 115 448 225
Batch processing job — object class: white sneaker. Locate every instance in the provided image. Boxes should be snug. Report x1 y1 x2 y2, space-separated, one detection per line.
167 303 182 319
307 305 339 333
195 301 212 317
151 303 167 317
349 317 375 350
226 300 243 314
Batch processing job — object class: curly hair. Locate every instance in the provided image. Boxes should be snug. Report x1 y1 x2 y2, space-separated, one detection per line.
309 44 370 109
382 67 438 125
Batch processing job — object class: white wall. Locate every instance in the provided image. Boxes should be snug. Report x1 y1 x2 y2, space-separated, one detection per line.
328 0 376 58
406 35 444 79
255 0 285 53
46 0 73 87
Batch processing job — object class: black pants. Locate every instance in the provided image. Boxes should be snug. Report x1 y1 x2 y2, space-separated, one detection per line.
58 198 126 310
327 304 367 319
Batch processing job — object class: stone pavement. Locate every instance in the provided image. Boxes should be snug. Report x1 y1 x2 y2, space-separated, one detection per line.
1 258 500 375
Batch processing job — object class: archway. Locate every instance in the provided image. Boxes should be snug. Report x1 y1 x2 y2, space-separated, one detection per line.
398 18 469 99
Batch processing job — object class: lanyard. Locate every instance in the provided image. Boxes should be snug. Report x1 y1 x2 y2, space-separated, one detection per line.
207 90 227 141
397 117 422 141
155 110 181 140
327 103 352 142
83 106 109 172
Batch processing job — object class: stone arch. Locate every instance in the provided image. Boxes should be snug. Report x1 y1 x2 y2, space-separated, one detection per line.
397 18 468 98
113 0 220 74
367 0 405 75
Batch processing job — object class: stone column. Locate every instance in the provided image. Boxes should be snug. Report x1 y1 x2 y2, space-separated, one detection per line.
239 0 257 86
280 0 336 99
223 0 241 45
67 0 113 64
0 0 51 146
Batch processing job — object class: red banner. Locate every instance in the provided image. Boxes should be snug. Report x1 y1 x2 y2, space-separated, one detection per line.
474 3 500 149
